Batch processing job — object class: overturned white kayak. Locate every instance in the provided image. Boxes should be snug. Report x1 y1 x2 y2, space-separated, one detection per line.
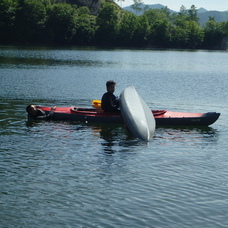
120 85 156 141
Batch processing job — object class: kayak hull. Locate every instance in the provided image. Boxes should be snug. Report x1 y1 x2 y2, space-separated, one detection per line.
33 106 220 126
120 85 155 141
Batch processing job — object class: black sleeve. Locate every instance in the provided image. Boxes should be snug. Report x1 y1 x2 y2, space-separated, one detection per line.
34 109 54 120
101 93 109 110
113 96 119 108
37 109 54 120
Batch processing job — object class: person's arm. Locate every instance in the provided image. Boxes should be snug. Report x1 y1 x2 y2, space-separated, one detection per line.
111 95 119 109
36 106 56 119
101 93 109 111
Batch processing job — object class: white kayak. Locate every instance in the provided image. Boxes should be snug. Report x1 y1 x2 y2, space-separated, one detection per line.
120 85 156 141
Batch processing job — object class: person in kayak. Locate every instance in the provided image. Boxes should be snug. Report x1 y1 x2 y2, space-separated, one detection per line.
26 105 56 120
101 80 120 113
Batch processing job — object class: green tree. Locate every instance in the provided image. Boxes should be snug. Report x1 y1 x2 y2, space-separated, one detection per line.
96 2 120 45
173 5 199 26
131 0 144 15
144 9 171 47
171 5 203 48
203 17 223 49
133 15 149 45
0 0 18 43
185 20 204 48
188 5 199 22
46 3 77 44
149 18 172 47
14 0 47 43
219 21 228 49
118 11 137 45
170 26 189 48
220 21 228 36
171 20 204 48
179 5 187 15
144 8 170 24
172 6 188 27
73 7 97 44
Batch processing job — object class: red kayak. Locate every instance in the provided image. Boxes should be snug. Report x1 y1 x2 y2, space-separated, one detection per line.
35 106 220 126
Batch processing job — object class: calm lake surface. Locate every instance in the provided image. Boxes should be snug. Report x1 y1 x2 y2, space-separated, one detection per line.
1 45 228 227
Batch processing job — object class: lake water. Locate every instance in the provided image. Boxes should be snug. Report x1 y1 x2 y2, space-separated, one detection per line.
1 45 228 227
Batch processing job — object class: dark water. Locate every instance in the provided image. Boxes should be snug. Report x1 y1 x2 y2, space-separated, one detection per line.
1 46 228 227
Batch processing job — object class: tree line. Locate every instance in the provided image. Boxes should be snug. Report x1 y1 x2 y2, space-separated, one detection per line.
1 0 228 49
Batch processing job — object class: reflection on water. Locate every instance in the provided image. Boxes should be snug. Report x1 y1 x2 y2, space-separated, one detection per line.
0 56 116 68
0 46 120 69
92 124 141 154
0 101 225 228
93 125 123 154
155 126 219 147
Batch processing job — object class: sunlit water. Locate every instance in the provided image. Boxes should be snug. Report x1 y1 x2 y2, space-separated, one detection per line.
1 46 228 227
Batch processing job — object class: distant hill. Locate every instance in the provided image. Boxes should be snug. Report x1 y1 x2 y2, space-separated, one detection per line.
198 8 208 13
123 4 228 25
199 10 228 25
123 3 175 14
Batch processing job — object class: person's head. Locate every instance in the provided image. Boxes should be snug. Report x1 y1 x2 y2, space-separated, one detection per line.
106 80 116 93
26 105 37 115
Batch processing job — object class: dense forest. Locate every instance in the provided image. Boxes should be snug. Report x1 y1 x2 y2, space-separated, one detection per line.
0 0 228 49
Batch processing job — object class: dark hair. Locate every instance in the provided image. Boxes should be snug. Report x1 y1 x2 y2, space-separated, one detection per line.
26 105 33 113
106 80 116 89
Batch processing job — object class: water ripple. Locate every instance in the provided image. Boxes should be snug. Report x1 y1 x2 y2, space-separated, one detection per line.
1 47 227 227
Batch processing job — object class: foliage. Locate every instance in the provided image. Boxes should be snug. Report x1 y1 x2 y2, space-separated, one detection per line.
45 3 78 44
0 0 227 49
14 0 47 43
95 2 120 45
118 11 138 45
74 7 97 44
0 0 17 42
203 17 224 49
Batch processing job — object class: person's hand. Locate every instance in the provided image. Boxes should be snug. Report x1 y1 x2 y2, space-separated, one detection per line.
51 106 56 110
